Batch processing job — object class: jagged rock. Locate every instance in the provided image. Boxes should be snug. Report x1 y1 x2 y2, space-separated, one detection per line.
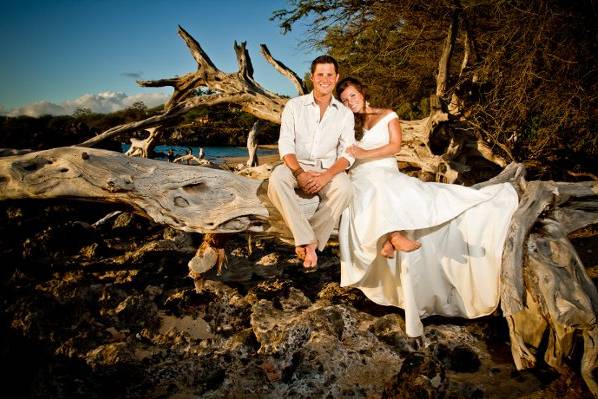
255 252 279 266
383 351 448 399
162 226 194 247
449 345 482 373
114 295 159 330
433 342 482 373
249 296 403 397
193 280 252 334
247 279 293 301
85 342 134 369
369 314 412 354
1 199 595 398
317 282 368 306
112 212 135 230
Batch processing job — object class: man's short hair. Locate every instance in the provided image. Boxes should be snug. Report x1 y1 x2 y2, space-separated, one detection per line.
311 55 339 74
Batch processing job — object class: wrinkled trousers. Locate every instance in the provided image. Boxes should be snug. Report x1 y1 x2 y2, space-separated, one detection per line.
267 163 352 251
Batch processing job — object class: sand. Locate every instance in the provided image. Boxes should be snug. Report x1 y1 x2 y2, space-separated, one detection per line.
222 145 280 166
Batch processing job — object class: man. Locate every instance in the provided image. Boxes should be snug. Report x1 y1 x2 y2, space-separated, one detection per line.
267 55 355 269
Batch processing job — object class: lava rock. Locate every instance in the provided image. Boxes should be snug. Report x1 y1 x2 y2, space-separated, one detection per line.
383 351 448 399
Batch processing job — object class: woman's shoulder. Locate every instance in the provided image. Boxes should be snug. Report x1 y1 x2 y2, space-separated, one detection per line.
378 109 398 121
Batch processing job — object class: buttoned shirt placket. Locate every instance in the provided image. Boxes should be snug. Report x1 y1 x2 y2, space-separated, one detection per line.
308 101 334 166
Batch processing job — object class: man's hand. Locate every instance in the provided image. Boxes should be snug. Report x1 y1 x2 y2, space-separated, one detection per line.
297 171 331 194
296 171 318 192
300 171 332 194
347 144 367 159
308 173 332 194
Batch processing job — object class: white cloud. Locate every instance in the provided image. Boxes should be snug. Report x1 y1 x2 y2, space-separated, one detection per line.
4 91 170 118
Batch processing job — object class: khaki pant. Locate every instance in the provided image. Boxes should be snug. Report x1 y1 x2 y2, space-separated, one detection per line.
267 163 352 251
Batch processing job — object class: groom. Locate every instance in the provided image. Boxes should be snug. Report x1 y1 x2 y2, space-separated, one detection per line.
268 55 355 269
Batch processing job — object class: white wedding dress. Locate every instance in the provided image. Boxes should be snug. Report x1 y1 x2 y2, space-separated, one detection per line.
338 112 519 337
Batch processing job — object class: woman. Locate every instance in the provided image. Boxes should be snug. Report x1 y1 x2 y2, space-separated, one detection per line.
336 77 519 338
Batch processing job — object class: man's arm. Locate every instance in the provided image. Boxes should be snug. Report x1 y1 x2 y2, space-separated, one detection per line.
337 110 356 168
278 101 297 163
282 153 301 174
278 101 316 192
282 153 314 192
305 109 354 193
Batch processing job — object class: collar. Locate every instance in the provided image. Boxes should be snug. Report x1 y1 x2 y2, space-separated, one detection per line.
303 91 341 109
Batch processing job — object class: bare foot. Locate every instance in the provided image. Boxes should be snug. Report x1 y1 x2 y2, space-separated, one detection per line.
295 246 306 260
303 243 318 270
380 239 395 258
389 232 421 252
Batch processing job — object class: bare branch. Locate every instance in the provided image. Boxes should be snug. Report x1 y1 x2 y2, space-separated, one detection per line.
260 44 307 95
177 25 217 72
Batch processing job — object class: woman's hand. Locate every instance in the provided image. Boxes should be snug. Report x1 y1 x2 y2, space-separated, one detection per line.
347 144 367 160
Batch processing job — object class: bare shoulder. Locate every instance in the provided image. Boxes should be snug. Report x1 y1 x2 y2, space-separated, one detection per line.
378 109 398 120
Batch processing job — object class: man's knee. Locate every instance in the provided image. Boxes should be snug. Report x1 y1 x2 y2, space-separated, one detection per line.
330 173 353 200
320 174 352 210
268 164 293 195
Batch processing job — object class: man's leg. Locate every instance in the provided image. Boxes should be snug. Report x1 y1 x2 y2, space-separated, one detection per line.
267 164 318 262
311 171 353 251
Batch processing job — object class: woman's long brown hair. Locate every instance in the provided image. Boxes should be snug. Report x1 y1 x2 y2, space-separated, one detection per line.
336 77 369 140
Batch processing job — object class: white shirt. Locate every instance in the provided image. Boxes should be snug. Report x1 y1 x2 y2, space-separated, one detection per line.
278 92 355 168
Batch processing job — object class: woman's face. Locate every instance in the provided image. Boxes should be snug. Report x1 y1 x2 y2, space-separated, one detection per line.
339 84 365 113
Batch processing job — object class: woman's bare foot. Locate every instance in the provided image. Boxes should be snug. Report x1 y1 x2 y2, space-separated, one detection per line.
389 232 421 252
380 239 395 258
303 243 318 270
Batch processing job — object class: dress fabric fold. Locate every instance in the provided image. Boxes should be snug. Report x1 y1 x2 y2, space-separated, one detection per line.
339 112 519 337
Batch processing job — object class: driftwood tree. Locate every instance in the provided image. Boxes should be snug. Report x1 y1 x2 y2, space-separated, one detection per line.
0 148 597 394
0 26 596 395
77 26 501 184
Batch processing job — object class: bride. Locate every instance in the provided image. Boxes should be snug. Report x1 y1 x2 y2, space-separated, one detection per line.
336 77 519 338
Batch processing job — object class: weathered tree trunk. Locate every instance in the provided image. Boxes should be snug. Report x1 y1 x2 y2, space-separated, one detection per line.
435 7 460 98
246 120 262 167
0 146 311 237
0 146 596 394
125 127 162 158
78 26 302 151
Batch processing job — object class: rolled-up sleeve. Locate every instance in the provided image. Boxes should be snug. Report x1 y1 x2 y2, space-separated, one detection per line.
278 102 296 159
337 110 356 167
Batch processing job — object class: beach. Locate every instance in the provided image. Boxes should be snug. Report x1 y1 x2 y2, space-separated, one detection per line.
222 144 280 166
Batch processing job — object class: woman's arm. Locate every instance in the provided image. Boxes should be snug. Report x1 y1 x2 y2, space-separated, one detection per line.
348 118 402 160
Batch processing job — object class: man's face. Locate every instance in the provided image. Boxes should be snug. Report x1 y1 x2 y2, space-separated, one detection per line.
311 63 339 98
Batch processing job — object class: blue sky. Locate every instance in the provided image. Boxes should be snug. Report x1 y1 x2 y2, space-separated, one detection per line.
0 0 318 116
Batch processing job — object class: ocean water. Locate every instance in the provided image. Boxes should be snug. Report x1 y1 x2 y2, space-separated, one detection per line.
120 144 277 164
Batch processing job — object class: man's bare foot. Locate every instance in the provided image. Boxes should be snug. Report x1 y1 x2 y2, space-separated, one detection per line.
389 232 421 252
303 243 318 270
380 239 395 258
295 246 306 260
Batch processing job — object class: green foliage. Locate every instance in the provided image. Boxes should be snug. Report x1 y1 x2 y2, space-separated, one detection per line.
72 107 92 118
274 0 598 173
0 114 94 150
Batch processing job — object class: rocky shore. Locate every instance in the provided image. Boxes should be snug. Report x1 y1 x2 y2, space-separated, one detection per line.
1 198 594 398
